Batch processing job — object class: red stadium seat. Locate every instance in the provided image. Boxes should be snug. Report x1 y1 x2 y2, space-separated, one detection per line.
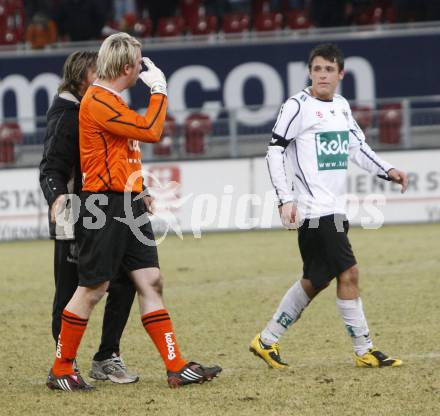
351 105 373 133
102 15 152 39
252 0 271 16
372 0 395 22
371 7 384 24
286 9 311 30
157 16 185 37
353 5 376 25
0 3 7 40
379 103 402 144
184 113 212 154
154 114 177 156
222 12 250 34
179 0 201 29
369 5 396 24
353 1 396 25
4 0 25 43
0 0 25 44
0 122 22 163
0 29 17 44
188 15 218 35
254 12 283 32
107 19 119 29
384 6 396 23
133 17 153 38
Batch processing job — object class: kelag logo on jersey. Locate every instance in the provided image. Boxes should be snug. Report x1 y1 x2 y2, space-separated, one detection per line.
315 131 349 170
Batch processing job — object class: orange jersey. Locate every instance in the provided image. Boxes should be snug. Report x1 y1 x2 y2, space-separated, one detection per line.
79 85 167 193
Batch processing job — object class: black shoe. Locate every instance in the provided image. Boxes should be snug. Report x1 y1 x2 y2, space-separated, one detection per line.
167 361 222 388
46 369 95 392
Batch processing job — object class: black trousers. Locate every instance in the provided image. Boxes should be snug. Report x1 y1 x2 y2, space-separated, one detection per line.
52 240 136 361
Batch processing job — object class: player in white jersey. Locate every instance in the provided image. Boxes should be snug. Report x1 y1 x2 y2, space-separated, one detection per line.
250 43 408 369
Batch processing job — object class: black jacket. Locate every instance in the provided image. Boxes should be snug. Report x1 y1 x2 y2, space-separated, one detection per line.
39 92 82 239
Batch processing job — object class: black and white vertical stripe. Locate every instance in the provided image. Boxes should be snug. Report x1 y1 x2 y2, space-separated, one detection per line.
180 368 204 382
271 98 301 142
350 129 388 174
282 98 301 138
56 378 72 391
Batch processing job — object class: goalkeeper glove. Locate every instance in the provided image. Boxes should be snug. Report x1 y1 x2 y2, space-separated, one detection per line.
138 57 167 96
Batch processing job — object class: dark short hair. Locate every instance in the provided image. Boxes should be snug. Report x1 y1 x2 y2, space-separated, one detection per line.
58 50 98 95
308 43 344 71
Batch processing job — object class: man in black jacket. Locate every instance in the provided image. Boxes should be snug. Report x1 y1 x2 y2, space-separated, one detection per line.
40 50 139 384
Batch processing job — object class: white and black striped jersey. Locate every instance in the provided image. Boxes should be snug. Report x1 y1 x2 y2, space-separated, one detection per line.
267 87 393 218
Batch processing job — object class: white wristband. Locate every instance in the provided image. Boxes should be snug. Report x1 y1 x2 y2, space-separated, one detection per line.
151 82 167 96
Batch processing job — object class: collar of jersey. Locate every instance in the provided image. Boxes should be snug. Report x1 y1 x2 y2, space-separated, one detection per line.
303 87 333 102
92 81 123 99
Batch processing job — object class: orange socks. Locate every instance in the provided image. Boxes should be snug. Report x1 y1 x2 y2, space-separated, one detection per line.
52 310 88 376
142 309 187 372
52 309 186 375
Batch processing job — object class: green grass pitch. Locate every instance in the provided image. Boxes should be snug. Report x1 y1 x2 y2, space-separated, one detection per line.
1 224 439 415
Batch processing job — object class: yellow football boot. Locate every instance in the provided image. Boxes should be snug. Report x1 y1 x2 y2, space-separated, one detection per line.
249 334 288 369
355 348 402 368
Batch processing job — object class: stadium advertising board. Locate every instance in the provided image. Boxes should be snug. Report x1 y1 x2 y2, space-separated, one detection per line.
0 168 47 240
1 149 439 241
0 33 438 133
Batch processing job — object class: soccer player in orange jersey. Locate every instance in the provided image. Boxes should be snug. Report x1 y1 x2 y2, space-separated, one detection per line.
40 50 139 385
46 33 221 391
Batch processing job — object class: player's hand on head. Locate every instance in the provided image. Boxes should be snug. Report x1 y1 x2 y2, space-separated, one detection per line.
388 168 408 193
138 57 167 96
278 201 298 230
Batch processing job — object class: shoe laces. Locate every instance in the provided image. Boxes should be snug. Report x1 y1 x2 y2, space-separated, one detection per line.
370 349 388 361
110 353 127 370
271 343 281 355
259 338 280 353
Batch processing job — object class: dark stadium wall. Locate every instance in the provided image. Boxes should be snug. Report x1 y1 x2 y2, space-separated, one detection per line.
0 33 437 133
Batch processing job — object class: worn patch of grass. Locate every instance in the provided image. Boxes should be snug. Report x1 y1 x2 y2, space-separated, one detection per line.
1 224 439 415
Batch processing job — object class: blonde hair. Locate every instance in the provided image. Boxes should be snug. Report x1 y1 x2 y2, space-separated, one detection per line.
96 32 141 80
